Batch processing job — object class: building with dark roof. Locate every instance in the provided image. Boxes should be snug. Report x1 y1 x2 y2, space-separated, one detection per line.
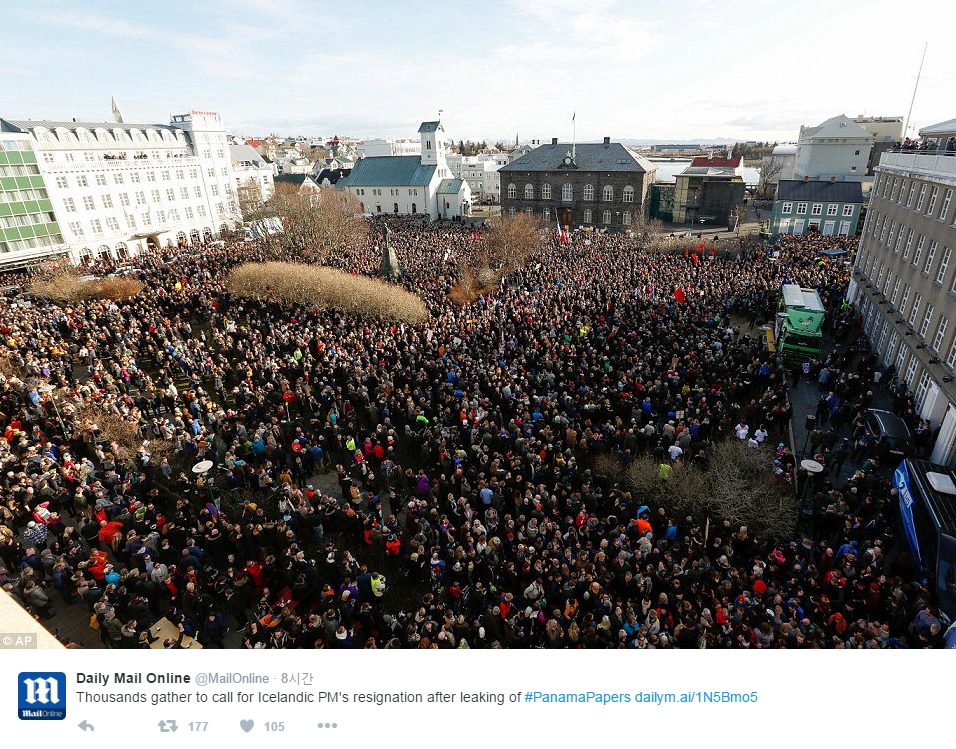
498 137 656 230
337 120 471 220
673 157 746 225
770 179 864 236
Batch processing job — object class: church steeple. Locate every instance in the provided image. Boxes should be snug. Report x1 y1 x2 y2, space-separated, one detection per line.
418 119 445 167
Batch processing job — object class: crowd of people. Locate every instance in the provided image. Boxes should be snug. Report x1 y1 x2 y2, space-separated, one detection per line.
0 219 949 648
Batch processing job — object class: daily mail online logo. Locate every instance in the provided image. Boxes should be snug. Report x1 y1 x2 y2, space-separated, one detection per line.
18 672 66 720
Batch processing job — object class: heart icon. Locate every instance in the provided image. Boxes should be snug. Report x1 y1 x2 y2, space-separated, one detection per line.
240 720 254 733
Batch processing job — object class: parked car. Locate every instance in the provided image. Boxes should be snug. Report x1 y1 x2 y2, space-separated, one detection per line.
864 408 914 460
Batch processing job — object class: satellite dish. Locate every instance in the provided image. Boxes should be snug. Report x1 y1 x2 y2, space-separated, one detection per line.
192 460 214 475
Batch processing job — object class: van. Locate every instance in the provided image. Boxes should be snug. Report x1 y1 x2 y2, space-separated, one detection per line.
865 409 914 460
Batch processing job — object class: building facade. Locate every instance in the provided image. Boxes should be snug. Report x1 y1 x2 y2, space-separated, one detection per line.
794 114 874 182
771 179 863 236
854 115 903 176
0 110 239 265
359 138 423 158
338 121 470 220
0 131 68 268
672 156 746 226
230 143 275 204
498 138 656 230
851 119 956 463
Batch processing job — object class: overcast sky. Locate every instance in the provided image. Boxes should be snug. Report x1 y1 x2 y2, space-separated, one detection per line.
4 0 952 144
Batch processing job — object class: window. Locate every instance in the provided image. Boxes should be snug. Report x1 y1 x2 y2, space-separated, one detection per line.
150 189 161 202
937 247 952 285
77 175 88 187
156 210 165 223
903 230 914 261
160 169 170 180
180 187 189 200
130 172 140 183
898 282 909 309
826 204 838 216
916 184 926 211
507 183 516 199
920 304 935 337
147 171 156 182
63 197 76 212
524 207 533 216
602 210 611 224
838 221 851 236
938 188 953 222
210 185 219 197
927 186 939 215
189 168 198 179
106 217 120 232
908 292 921 325
781 202 792 214
602 185 613 202
583 184 595 201
68 221 83 237
135 191 146 205
82 196 95 210
796 202 807 214
102 195 113 209
165 188 175 201
842 204 854 217
934 317 949 353
583 209 592 223
142 212 152 226
114 173 124 184
811 203 823 216
91 218 103 235
924 240 937 275
622 186 634 203
913 234 926 266
55 176 68 189
948 336 956 368
175 169 184 180
197 205 206 217
623 211 632 225
562 183 573 201
542 208 549 220
508 207 515 218
542 184 551 200
892 178 901 202
894 227 904 254
95 174 107 186
524 184 533 199
194 186 202 198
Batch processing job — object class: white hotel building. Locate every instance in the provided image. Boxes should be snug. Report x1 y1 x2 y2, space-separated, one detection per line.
0 110 239 266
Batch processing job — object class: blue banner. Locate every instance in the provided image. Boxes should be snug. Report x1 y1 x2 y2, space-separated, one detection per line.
895 461 923 572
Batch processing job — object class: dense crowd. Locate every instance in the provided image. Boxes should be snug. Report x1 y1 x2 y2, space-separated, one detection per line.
0 220 948 648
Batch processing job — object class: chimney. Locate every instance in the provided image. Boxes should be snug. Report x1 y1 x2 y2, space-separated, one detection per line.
551 137 558 146
603 136 610 146
830 175 837 183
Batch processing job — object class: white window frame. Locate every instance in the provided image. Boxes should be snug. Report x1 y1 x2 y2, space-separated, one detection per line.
507 183 516 199
602 210 611 224
562 183 573 201
920 304 934 337
937 246 952 285
602 185 613 202
622 186 634 203
583 184 595 201
826 204 838 216
541 184 551 200
934 317 949 353
842 204 854 217
940 188 953 222
781 202 792 215
583 208 592 223
524 183 533 199
796 202 807 214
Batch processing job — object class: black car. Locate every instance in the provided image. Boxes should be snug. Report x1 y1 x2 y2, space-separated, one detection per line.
864 409 914 459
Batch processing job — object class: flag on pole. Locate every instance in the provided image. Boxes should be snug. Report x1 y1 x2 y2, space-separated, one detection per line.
111 96 124 124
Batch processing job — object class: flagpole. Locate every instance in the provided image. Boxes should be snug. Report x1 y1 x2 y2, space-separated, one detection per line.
572 110 576 160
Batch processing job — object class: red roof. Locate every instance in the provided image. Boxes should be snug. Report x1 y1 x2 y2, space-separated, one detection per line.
690 156 741 168
245 139 263 148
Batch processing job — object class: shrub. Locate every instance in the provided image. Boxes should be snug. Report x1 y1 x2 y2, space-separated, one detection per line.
227 262 428 324
29 271 143 302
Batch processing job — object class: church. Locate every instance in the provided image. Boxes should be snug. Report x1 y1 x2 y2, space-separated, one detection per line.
337 120 471 220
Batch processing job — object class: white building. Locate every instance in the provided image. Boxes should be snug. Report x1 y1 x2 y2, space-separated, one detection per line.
446 153 505 202
0 110 239 265
339 120 471 220
230 144 275 203
794 114 874 182
359 138 422 158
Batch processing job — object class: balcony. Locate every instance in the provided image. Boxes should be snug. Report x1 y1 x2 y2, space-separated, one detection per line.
879 149 956 180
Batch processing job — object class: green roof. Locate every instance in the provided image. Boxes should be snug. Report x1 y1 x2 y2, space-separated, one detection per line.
436 178 464 194
338 156 436 187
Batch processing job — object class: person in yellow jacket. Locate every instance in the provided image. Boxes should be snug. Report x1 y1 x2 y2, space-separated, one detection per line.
371 573 386 600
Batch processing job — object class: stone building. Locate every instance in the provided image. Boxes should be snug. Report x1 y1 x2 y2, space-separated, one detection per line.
498 137 656 231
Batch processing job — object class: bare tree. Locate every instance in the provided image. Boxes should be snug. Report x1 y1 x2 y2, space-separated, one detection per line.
239 182 368 263
478 212 544 280
622 441 797 539
758 155 786 199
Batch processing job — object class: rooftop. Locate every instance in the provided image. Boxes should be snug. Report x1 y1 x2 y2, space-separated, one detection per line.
338 156 437 187
776 179 864 203
500 141 656 174
690 156 741 168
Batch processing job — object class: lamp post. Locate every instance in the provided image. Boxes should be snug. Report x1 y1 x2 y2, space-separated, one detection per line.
192 459 218 511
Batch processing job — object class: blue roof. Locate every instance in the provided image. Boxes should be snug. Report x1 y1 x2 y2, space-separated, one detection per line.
418 121 441 133
338 156 436 187
436 178 464 194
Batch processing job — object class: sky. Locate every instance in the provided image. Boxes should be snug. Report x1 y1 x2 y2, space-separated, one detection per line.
4 0 953 145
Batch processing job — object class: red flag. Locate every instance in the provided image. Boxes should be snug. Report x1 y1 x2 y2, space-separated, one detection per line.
696 243 706 252
473 230 479 241
674 287 686 303
692 253 699 264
